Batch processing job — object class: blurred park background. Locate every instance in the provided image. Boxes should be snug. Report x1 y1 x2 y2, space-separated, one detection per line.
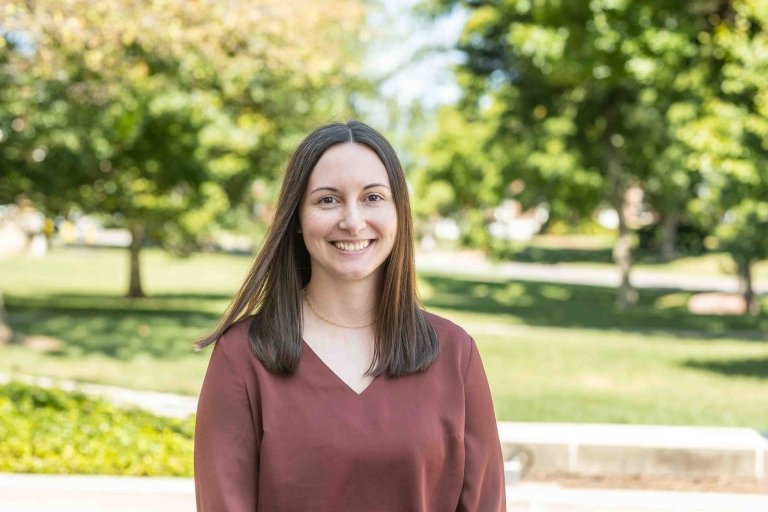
1 0 768 491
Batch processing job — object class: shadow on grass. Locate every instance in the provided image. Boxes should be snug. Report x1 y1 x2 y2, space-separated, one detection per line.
500 246 615 265
5 275 768 361
8 292 230 312
495 245 672 266
420 272 768 339
5 292 226 360
683 357 768 379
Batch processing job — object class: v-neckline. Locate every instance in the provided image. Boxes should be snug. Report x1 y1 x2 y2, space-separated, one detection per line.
302 339 378 396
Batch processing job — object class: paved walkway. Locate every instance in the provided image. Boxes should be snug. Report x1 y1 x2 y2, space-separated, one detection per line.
505 483 768 512
1 474 767 512
0 474 194 512
415 250 768 294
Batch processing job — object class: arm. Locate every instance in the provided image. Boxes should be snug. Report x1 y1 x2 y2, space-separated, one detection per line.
195 340 258 512
456 337 506 512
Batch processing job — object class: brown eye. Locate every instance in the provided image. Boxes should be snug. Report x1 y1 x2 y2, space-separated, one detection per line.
319 196 338 205
366 193 384 202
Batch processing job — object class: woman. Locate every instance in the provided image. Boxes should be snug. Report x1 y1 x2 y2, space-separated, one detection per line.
194 121 506 511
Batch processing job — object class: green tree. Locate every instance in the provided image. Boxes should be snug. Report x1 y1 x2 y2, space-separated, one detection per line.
1 0 367 297
671 0 768 314
420 0 750 308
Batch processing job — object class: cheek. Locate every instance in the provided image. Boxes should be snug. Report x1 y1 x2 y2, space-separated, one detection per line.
382 208 398 236
301 212 334 239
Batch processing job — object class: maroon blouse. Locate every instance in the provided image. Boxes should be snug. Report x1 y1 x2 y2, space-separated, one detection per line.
194 312 506 511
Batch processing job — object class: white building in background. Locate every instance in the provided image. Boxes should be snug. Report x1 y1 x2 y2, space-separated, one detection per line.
488 199 550 242
0 201 47 258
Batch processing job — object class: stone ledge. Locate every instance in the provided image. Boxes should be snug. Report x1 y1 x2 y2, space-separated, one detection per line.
499 422 768 481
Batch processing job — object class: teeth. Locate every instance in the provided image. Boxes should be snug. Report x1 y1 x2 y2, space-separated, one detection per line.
333 240 372 251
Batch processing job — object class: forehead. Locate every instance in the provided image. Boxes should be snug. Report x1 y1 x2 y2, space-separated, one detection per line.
307 143 390 187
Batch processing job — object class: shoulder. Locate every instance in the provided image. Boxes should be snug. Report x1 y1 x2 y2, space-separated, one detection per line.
422 310 474 370
210 315 256 368
423 310 473 343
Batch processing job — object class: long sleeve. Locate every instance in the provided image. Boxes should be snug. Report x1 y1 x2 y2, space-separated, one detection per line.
456 337 506 512
195 340 259 512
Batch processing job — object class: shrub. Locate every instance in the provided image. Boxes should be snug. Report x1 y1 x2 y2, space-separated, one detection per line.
0 381 194 475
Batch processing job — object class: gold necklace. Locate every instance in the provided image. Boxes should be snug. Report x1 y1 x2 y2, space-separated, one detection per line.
304 292 375 329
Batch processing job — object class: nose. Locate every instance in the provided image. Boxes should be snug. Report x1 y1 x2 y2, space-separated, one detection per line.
338 204 366 234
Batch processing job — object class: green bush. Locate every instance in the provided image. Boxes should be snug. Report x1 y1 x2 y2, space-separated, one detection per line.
0 381 194 476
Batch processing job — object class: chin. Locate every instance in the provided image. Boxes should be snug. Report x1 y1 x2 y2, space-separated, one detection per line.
335 271 377 282
333 265 385 283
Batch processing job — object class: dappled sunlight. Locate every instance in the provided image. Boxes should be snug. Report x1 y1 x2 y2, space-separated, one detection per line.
4 298 220 360
420 272 768 337
654 292 690 310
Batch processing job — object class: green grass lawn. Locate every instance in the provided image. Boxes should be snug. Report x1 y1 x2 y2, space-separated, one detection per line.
1 245 767 427
0 246 249 394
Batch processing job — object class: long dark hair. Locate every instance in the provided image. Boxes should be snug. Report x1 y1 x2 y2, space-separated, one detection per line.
195 121 439 377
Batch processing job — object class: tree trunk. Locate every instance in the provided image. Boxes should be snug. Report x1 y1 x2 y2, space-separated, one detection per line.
605 91 637 309
127 223 146 298
613 206 637 309
0 289 18 345
660 210 678 261
737 258 759 316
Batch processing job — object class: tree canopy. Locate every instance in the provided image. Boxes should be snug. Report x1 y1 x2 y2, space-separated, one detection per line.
1 0 369 296
417 0 768 312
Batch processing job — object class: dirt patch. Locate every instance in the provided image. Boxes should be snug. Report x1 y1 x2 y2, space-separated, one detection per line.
22 334 64 352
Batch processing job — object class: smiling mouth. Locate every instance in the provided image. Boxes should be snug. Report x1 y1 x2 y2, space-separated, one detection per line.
331 240 374 252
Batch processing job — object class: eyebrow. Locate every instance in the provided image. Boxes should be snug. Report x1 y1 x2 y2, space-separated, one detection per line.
309 183 390 194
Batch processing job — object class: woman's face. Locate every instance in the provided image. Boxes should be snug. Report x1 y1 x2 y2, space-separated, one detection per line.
299 143 398 286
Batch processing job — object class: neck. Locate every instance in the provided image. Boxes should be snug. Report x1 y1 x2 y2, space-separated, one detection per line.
303 274 380 326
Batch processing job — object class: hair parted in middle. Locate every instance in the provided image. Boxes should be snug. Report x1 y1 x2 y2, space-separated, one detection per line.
195 120 439 377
